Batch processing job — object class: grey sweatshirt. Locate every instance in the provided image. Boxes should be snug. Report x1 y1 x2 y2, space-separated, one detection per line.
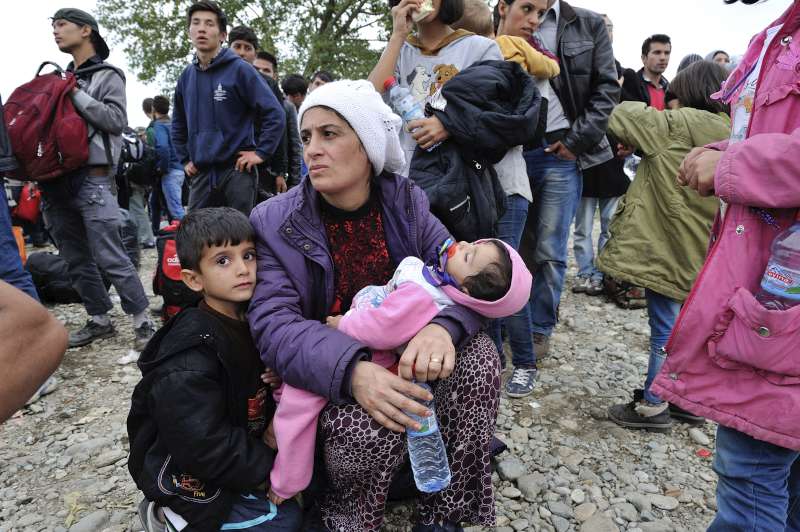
69 60 127 171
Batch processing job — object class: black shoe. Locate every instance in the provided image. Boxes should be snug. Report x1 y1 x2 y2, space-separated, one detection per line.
669 404 706 425
68 320 116 348
608 391 672 433
134 321 157 352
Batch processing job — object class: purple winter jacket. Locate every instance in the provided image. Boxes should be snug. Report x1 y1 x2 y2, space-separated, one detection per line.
248 173 485 403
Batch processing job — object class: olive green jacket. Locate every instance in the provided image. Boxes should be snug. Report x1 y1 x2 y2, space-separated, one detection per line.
596 102 730 302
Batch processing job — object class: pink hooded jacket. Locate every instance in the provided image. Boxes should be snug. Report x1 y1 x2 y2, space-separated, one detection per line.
651 1 800 451
269 240 532 499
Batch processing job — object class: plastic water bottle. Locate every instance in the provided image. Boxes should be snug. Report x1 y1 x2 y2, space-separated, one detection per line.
405 382 451 493
755 222 800 310
383 77 440 151
623 154 641 181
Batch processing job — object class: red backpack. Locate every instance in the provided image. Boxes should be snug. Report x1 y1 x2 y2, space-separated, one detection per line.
153 221 202 321
4 62 95 181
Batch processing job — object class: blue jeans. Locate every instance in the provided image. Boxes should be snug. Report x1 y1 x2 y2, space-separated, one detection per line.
161 168 185 221
0 201 38 300
643 289 681 404
709 425 800 531
573 196 620 280
491 194 535 369
521 144 582 336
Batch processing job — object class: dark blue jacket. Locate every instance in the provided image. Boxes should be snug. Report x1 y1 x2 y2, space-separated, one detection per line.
171 48 285 168
151 117 183 173
248 173 484 402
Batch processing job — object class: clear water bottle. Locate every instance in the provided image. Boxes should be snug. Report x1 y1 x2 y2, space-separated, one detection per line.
755 222 800 310
405 382 451 493
383 77 440 151
623 154 641 181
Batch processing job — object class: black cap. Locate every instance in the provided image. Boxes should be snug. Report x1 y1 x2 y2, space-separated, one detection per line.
52 8 110 60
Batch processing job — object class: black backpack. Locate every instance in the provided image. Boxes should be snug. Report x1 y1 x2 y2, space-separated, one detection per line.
409 141 505 242
120 127 160 187
152 221 202 321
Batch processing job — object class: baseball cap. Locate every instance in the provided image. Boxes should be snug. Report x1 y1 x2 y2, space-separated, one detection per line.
52 8 110 60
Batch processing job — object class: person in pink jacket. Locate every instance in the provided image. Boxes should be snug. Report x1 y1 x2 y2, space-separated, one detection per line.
266 237 532 505
651 0 800 529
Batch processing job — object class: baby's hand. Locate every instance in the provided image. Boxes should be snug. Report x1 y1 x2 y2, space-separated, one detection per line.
268 488 286 505
260 367 282 389
326 315 343 329
263 421 277 450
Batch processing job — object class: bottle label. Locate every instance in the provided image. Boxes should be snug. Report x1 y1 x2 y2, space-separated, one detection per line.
408 414 438 437
760 260 800 300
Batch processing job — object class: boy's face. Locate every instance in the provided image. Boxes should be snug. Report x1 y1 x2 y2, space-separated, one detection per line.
53 19 90 53
230 39 256 63
189 10 225 54
254 57 276 79
444 240 501 291
181 240 257 318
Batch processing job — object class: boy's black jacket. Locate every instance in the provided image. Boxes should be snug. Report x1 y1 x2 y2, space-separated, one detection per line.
127 306 274 532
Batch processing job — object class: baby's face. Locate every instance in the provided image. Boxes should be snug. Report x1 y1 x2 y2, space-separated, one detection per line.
445 241 502 287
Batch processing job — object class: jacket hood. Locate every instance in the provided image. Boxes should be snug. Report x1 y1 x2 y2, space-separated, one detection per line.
406 29 474 56
196 47 240 71
682 109 731 148
137 307 221 375
441 239 533 318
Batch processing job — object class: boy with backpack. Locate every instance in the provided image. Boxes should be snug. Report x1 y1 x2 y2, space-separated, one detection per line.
44 8 154 351
172 1 285 215
128 207 301 532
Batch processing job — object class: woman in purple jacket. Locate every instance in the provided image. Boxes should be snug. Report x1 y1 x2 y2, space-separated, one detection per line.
248 80 501 531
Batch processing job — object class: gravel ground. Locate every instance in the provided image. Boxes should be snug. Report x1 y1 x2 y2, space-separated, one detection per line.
0 234 718 532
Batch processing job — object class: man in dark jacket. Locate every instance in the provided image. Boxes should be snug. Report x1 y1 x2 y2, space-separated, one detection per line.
45 8 154 351
172 2 285 215
521 0 620 359
621 34 671 108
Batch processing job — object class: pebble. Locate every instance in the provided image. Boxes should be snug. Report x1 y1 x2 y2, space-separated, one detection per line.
689 427 711 446
69 510 109 532
547 501 573 519
497 458 526 481
580 513 619 532
627 493 653 513
574 503 597 522
516 473 546 501
502 486 522 499
15 513 44 527
571 488 586 504
510 518 529 531
614 501 639 522
649 494 680 511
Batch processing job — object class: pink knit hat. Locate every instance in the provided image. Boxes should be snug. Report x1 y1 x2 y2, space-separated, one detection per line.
440 239 533 318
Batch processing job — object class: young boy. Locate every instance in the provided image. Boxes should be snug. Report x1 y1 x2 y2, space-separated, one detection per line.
127 207 301 532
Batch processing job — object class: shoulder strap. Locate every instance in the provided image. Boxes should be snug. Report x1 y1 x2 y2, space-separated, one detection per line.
73 63 126 83
36 62 65 77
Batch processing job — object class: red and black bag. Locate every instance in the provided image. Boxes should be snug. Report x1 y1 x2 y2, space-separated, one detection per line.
4 62 89 181
152 221 201 321
11 182 41 223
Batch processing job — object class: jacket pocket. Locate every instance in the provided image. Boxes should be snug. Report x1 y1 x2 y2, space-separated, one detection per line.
157 454 222 503
562 40 594 76
707 286 800 385
191 129 225 166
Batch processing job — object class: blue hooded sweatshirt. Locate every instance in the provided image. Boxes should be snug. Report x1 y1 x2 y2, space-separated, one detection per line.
171 47 285 172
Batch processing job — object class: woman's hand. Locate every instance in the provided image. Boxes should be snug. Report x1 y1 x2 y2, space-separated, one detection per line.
262 420 277 450
390 0 422 39
408 116 450 150
351 361 433 433
399 323 456 382
260 368 282 390
678 147 723 196
325 315 343 329
268 488 286 505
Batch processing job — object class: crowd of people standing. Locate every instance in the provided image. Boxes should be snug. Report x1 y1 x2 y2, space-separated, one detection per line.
1 0 798 530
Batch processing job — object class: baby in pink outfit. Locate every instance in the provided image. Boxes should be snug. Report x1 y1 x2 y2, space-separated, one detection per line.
265 238 532 504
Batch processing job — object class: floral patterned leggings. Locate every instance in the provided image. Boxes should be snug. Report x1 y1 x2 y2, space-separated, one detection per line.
317 333 501 531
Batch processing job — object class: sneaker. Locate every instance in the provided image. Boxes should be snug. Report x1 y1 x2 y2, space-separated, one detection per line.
25 376 58 406
505 367 538 398
533 333 550 360
669 404 706 425
138 498 166 532
134 321 157 352
572 277 591 293
68 320 116 348
608 393 672 433
586 277 604 296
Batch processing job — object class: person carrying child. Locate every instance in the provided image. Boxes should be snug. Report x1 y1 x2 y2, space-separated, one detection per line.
127 207 301 532
267 237 532 505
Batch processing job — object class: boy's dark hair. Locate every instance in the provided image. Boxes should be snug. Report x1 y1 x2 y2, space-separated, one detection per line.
142 97 154 114
186 1 228 33
281 73 309 96
311 70 335 84
228 25 259 49
176 207 254 272
152 95 170 115
642 34 671 56
388 0 464 25
256 50 278 71
462 240 512 302
668 60 730 114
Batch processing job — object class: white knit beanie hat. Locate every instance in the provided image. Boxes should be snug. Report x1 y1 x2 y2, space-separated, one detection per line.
298 80 406 175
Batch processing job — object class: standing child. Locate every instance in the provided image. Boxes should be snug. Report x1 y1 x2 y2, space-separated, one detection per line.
266 238 532 505
597 61 732 432
368 0 503 174
127 207 301 532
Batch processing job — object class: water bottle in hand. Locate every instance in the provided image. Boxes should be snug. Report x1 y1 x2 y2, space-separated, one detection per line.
383 77 440 151
405 382 451 493
755 222 800 310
